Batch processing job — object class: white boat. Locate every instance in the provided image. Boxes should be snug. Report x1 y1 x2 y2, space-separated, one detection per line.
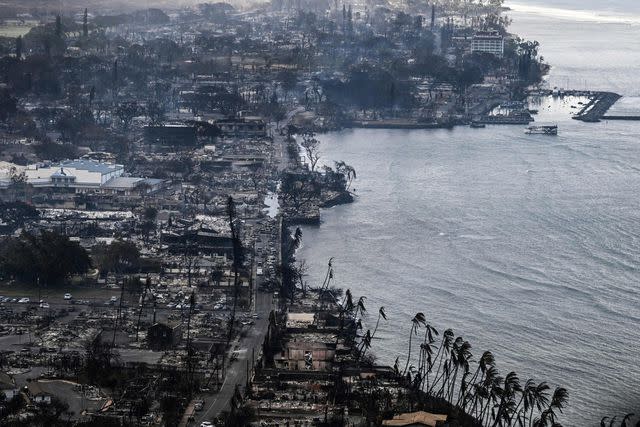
526 124 558 135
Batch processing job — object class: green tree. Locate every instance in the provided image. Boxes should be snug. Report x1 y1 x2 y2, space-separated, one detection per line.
93 240 141 275
0 231 91 285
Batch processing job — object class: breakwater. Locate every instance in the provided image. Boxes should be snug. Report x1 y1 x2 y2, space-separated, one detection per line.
601 115 640 121
572 91 622 122
350 119 454 129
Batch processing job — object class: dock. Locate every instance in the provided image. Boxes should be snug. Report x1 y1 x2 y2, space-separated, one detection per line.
350 119 454 129
601 115 640 121
572 92 621 122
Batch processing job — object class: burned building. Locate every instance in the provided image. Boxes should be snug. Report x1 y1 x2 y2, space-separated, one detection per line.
144 125 198 146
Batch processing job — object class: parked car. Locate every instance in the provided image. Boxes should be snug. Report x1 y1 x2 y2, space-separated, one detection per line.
18 298 30 304
64 293 72 300
40 302 50 309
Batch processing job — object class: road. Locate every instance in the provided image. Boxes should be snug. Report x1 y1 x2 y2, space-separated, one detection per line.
271 106 304 173
194 290 274 424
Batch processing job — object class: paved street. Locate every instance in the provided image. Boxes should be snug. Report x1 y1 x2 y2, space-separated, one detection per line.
194 290 274 424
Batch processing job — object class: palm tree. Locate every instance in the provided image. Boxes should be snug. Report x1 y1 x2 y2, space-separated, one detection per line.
320 257 334 291
226 196 243 345
458 350 494 409
360 306 386 360
492 371 521 427
621 413 635 427
509 378 535 426
418 324 438 392
447 339 471 403
358 329 372 360
428 328 455 395
335 289 355 345
354 296 367 319
371 306 387 339
527 382 551 427
548 387 569 421
402 312 426 376
478 368 502 426
534 387 568 427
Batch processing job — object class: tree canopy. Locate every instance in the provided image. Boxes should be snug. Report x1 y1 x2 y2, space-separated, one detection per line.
0 230 91 285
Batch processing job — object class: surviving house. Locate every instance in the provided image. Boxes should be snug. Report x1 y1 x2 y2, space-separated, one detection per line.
147 322 183 350
26 382 53 404
274 333 336 371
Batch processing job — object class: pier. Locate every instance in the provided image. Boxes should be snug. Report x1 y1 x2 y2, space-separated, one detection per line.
572 92 621 122
601 115 640 121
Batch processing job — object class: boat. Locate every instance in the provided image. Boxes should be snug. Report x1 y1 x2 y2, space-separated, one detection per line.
470 122 486 128
525 124 558 135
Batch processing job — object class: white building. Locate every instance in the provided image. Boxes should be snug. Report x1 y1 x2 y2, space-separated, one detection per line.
22 159 125 192
471 31 504 58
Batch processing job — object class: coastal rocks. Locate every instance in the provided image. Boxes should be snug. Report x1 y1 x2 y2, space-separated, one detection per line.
320 190 354 208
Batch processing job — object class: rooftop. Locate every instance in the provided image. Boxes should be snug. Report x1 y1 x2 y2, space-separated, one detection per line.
60 159 124 175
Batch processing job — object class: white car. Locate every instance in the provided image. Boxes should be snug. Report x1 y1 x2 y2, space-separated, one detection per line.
110 296 118 302
18 298 30 304
40 302 50 309
64 293 72 300
200 422 213 427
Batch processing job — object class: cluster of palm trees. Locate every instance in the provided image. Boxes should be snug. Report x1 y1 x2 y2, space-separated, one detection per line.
601 414 638 427
356 309 570 427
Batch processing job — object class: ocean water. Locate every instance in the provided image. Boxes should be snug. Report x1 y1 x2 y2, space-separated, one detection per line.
297 2 640 425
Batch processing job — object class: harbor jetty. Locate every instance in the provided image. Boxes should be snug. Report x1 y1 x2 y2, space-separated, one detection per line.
350 118 454 129
573 91 622 122
601 115 640 121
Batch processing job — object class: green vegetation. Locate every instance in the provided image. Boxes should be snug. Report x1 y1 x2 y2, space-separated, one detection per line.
0 230 91 285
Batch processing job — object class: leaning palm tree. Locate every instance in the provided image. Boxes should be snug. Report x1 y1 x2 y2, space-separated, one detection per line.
403 312 426 376
359 307 386 361
492 371 521 427
459 350 494 409
479 369 503 426
354 296 367 319
447 339 472 402
319 257 334 291
509 378 535 426
527 382 551 427
621 413 635 427
428 328 455 395
417 323 438 391
535 387 568 427
371 306 387 339
549 387 569 416
358 329 372 360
